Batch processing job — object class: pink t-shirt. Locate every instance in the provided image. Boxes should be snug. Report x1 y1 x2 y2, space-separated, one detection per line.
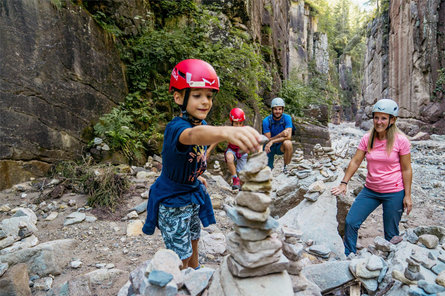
357 133 411 193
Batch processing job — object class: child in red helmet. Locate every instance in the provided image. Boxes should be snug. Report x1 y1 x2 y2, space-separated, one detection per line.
142 59 261 269
207 108 249 189
226 108 248 189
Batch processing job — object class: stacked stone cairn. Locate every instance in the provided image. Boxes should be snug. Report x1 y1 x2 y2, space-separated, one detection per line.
287 146 339 182
226 152 285 276
222 151 294 295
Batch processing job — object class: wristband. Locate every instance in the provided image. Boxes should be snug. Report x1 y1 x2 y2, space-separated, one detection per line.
340 181 348 185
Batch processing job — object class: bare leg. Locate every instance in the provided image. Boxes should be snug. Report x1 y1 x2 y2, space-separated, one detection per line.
281 140 293 166
225 152 237 176
189 239 199 269
181 257 191 270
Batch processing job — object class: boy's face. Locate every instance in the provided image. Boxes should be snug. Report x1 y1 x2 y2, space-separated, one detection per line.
175 88 214 120
232 121 243 127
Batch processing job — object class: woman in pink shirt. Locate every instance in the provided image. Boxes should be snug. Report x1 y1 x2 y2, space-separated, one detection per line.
331 99 413 256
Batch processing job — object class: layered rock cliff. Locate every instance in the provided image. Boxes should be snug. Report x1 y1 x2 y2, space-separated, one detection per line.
0 1 127 189
0 0 329 189
361 0 445 133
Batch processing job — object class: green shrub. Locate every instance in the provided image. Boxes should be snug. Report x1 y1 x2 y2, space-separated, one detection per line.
279 73 336 117
51 161 129 212
93 108 145 162
84 166 129 211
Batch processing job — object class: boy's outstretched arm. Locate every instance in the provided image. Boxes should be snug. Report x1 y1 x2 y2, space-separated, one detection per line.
179 126 261 153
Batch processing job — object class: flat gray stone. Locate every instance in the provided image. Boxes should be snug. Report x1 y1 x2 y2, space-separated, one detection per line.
226 232 282 269
308 245 331 258
243 152 268 174
241 181 272 193
358 277 378 292
0 239 77 277
304 192 320 202
235 205 270 222
219 256 294 296
183 267 214 296
240 166 272 183
279 191 346 259
226 206 279 230
418 279 445 294
227 254 289 278
234 226 271 241
148 270 173 287
235 191 272 212
241 233 282 253
64 212 86 226
132 200 148 214
303 261 354 293
432 262 445 275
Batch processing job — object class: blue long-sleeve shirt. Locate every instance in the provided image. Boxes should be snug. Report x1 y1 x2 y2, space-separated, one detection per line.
142 117 216 235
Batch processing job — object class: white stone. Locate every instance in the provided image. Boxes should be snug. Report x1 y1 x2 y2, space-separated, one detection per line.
219 256 294 295
45 212 58 221
126 220 143 236
147 249 183 288
71 260 82 269
235 191 272 212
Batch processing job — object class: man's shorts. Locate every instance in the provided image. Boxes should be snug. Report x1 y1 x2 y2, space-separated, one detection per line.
225 148 248 172
266 143 283 168
158 203 201 260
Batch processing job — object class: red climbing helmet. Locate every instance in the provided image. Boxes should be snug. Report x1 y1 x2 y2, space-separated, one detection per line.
169 59 220 92
229 108 246 122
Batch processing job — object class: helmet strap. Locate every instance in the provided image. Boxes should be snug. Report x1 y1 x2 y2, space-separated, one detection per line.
180 88 203 125
386 115 394 130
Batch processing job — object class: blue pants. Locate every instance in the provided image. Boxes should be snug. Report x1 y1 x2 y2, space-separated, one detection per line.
266 143 283 169
344 187 404 256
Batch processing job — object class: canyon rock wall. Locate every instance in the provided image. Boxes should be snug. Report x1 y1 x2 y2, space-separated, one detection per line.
0 1 127 189
361 0 445 133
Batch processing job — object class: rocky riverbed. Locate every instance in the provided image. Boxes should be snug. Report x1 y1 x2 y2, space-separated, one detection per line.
0 122 444 295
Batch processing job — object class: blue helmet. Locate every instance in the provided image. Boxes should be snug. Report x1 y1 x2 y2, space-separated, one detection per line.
372 99 399 117
271 97 285 108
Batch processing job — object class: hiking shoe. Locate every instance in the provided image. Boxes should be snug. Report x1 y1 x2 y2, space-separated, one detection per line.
282 167 289 174
232 176 240 190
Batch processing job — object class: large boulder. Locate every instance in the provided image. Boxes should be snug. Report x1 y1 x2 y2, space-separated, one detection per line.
279 190 346 259
0 239 77 277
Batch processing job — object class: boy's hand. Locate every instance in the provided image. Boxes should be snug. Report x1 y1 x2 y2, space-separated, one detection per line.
198 176 207 188
227 126 261 153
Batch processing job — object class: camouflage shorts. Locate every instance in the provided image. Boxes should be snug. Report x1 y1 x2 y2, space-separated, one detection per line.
158 203 201 260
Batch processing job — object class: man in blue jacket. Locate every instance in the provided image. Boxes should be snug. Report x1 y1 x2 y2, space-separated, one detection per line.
262 97 293 173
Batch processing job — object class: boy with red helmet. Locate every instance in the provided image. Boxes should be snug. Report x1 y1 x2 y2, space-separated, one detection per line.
142 59 261 269
226 108 248 189
208 108 249 189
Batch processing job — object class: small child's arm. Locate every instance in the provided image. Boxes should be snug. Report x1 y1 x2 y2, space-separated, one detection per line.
206 143 217 161
179 125 261 153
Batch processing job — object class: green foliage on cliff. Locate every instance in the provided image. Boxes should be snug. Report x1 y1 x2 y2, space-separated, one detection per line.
90 3 271 160
280 67 337 117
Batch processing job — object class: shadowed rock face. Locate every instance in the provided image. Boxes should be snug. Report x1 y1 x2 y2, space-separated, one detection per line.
0 1 127 189
361 0 445 134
